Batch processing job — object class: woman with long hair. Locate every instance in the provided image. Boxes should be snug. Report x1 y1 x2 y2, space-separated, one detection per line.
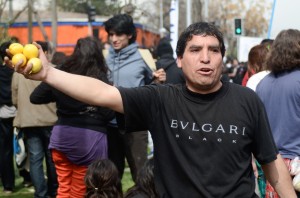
30 36 114 198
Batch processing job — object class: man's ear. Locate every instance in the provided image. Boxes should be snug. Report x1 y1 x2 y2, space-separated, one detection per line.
176 57 182 69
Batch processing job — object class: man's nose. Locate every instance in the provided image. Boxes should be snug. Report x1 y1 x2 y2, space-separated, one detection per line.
200 49 210 63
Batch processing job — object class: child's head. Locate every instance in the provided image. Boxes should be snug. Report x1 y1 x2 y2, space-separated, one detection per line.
84 159 122 198
124 158 157 198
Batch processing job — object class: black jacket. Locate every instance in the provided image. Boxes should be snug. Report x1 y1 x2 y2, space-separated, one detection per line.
0 66 14 106
156 54 185 85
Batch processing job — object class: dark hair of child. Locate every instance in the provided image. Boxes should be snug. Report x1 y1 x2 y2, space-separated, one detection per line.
124 158 158 198
84 159 123 198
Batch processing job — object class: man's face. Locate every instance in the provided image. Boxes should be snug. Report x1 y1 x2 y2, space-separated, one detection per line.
177 35 223 94
108 31 132 51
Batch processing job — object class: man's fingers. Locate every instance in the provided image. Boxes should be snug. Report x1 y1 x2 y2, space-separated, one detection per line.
23 62 33 75
3 56 13 68
5 49 12 58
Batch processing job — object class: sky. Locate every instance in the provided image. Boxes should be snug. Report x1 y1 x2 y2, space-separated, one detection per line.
5 1 48 10
267 0 300 39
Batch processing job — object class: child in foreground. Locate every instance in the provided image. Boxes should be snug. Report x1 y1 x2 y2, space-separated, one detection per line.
84 159 123 198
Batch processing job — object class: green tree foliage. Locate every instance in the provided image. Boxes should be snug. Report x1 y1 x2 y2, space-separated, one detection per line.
0 0 28 41
56 0 120 16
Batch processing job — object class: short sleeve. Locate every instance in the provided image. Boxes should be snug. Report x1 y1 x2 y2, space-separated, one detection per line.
118 85 160 132
252 101 278 165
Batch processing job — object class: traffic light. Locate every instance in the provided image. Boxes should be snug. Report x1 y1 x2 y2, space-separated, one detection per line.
234 18 242 35
87 5 96 22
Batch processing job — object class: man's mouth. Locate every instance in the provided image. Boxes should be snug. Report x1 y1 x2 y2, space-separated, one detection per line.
200 68 212 72
197 68 213 75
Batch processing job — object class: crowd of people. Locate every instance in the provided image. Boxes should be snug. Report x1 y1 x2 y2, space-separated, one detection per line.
0 13 300 198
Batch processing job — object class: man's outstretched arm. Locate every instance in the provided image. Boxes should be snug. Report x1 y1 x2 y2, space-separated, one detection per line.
5 42 124 113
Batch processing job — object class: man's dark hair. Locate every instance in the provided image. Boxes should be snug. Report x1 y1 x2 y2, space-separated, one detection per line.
104 14 137 44
124 158 157 198
176 22 226 58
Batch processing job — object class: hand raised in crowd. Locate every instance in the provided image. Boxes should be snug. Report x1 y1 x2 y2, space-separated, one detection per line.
152 68 166 83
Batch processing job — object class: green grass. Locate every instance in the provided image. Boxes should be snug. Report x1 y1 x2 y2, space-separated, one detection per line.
0 166 134 197
122 167 135 192
0 173 34 197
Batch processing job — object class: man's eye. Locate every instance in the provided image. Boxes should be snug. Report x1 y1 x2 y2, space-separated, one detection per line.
211 48 220 53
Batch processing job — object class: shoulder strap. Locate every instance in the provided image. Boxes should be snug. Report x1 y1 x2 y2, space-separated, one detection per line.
138 49 157 71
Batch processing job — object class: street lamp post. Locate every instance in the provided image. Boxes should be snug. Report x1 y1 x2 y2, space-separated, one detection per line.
51 0 57 52
186 0 191 27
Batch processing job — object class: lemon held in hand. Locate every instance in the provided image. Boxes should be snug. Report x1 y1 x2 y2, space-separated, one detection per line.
23 44 39 59
12 53 27 67
9 43 24 55
28 58 42 74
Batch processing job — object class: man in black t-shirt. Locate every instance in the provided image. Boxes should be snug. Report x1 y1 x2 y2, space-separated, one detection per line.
7 22 297 198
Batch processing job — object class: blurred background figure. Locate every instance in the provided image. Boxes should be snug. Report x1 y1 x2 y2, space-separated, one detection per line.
104 14 165 183
242 39 273 86
36 41 52 61
51 51 67 66
84 159 122 198
246 41 273 91
256 29 300 198
155 38 185 84
228 58 247 85
221 64 231 82
12 40 58 198
245 42 272 198
242 39 273 87
227 58 238 81
0 41 17 194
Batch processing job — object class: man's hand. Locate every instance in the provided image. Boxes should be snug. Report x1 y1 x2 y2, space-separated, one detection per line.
4 42 51 81
152 68 166 83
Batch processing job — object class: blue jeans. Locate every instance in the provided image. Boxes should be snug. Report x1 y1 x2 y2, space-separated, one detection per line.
24 127 58 198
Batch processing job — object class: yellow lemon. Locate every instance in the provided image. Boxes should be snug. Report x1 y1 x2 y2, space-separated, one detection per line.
9 43 24 55
28 58 42 74
23 44 39 59
12 53 27 67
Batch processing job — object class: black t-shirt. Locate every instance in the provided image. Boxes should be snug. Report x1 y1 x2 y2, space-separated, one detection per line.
118 82 278 198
